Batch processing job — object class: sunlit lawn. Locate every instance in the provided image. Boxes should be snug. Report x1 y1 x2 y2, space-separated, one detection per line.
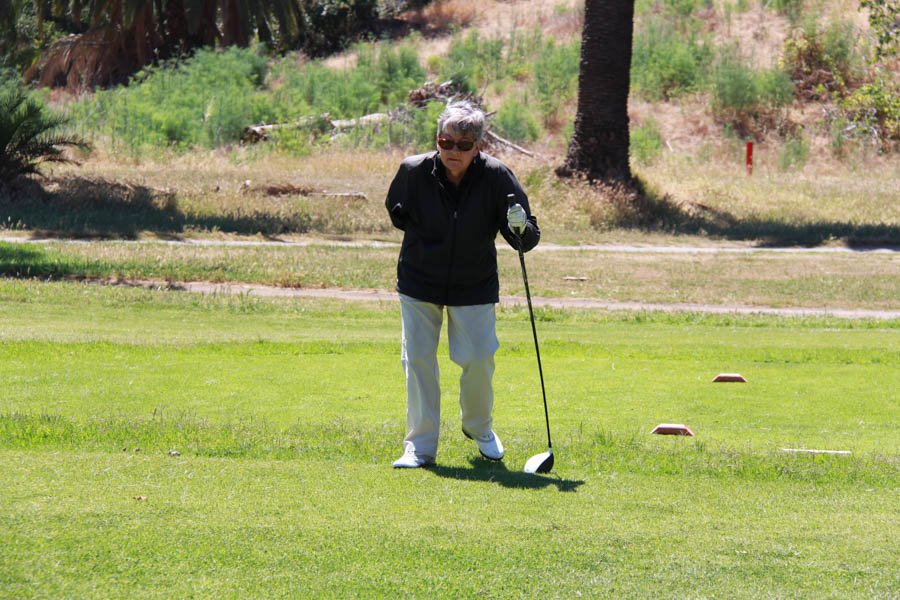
1 280 897 598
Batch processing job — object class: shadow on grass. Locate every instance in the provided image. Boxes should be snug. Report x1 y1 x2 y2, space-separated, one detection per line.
663 203 900 248
4 174 899 248
0 176 310 239
0 240 80 278
425 457 584 492
601 178 900 249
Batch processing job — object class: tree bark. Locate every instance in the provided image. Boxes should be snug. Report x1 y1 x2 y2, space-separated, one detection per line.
558 0 635 183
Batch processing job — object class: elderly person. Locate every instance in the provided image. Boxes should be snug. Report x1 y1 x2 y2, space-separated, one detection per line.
385 99 540 468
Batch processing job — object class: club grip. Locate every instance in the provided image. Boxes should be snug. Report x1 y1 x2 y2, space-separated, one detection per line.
506 193 516 208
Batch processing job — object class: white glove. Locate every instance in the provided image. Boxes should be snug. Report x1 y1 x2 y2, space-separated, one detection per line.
507 203 527 235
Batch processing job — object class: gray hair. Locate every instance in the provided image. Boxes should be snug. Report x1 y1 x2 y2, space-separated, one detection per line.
437 99 485 141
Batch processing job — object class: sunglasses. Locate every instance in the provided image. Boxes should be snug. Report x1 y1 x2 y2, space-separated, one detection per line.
438 137 476 151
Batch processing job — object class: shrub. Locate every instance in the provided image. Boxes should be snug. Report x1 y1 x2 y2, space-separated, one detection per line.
73 46 278 152
0 0 49 73
0 83 89 181
69 37 426 155
533 36 580 124
494 96 540 143
758 69 796 107
505 28 543 81
278 60 374 121
780 19 862 101
410 100 446 151
712 47 794 133
442 30 505 91
635 0 712 20
373 45 426 106
631 17 713 100
712 51 758 113
861 0 900 60
273 42 424 123
270 127 313 157
834 76 900 152
631 118 665 165
829 117 849 156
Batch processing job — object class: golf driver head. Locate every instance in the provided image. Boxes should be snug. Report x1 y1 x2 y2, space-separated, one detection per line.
523 449 554 474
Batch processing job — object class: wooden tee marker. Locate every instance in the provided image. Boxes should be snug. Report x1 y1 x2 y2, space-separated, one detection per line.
713 373 747 382
651 424 694 436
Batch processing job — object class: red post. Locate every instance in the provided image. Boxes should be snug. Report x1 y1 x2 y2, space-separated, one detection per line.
745 141 754 175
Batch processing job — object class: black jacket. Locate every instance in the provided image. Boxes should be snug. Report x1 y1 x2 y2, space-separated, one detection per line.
385 151 540 306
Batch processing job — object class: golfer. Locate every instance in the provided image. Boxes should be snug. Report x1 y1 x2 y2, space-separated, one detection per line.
385 99 540 468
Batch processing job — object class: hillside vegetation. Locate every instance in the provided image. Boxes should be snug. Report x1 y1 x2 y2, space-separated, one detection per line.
56 0 900 156
1 0 898 246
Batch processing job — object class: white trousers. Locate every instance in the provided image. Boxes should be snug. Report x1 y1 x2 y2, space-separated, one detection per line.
400 293 499 459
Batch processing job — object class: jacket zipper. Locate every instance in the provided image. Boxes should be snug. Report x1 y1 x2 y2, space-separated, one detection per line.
443 209 458 304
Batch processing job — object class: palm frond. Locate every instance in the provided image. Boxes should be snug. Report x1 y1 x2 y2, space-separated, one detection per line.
0 86 90 181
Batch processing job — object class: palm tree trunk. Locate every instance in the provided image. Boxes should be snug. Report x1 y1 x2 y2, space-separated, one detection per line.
557 0 635 184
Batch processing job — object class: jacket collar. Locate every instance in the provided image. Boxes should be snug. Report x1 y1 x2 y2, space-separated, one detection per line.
430 151 485 188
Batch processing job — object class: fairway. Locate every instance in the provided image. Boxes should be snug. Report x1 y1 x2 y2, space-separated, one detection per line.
4 0 900 594
1 280 897 598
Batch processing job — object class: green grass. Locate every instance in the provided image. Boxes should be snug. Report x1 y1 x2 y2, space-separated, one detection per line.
1 279 898 598
4 450 893 598
3 3 896 592
3 239 900 311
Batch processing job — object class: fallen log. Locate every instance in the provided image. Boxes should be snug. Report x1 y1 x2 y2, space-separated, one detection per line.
250 183 366 200
243 112 391 143
243 115 329 142
484 130 547 159
330 113 390 130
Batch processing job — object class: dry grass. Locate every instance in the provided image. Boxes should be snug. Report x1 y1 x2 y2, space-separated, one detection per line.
404 0 582 36
714 4 791 69
325 0 583 72
629 96 719 155
30 139 898 247
637 151 900 227
500 248 900 310
38 148 404 237
401 0 478 35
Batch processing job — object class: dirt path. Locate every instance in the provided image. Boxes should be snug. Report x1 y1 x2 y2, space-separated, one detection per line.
127 279 900 320
5 236 898 319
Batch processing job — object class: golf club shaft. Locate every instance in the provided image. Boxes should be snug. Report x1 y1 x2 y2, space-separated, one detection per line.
512 225 552 451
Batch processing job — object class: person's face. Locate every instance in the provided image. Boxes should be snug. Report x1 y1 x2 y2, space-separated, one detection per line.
437 128 480 182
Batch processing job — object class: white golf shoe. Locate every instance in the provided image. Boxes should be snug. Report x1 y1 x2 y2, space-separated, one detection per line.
392 450 434 469
463 428 504 461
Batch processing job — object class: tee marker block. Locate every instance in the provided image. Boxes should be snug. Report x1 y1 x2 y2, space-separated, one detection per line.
651 423 694 436
713 373 747 382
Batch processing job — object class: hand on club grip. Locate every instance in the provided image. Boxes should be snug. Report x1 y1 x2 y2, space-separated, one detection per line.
507 203 527 235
